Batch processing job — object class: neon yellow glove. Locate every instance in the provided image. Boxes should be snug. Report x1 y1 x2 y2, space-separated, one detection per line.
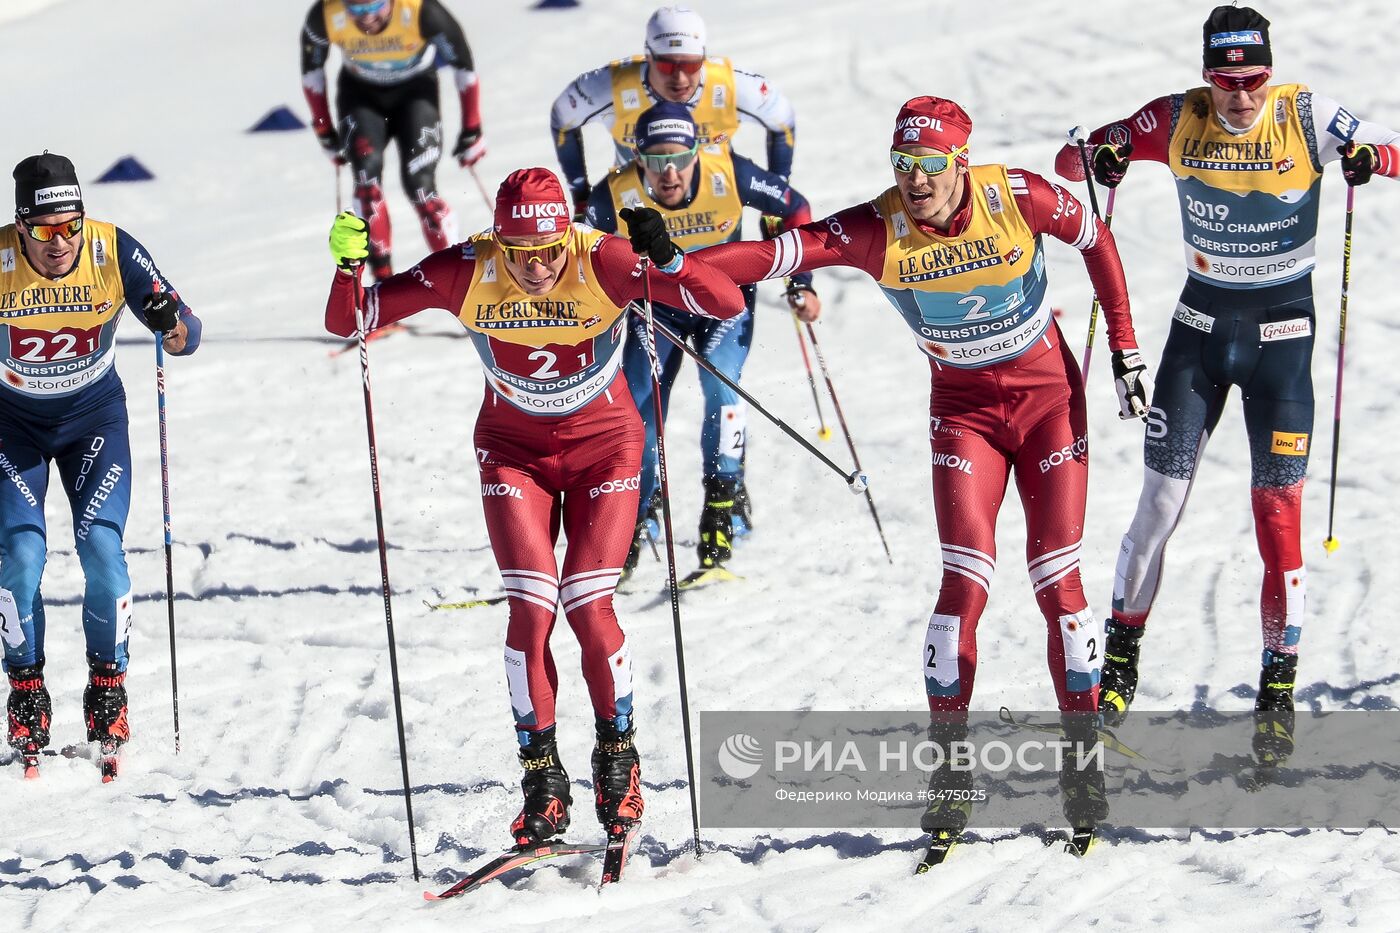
329 211 369 269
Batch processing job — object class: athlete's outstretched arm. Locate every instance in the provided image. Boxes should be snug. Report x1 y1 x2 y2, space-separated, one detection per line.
701 203 887 286
592 236 745 320
324 247 475 338
1306 91 1400 177
735 69 797 179
299 3 335 142
116 228 202 355
1012 170 1137 352
550 68 614 212
1054 95 1177 182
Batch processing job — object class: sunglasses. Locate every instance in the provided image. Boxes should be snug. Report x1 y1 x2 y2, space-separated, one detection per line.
650 56 704 77
496 231 569 266
1204 67 1272 92
346 0 388 15
638 146 699 174
21 215 84 242
889 146 968 176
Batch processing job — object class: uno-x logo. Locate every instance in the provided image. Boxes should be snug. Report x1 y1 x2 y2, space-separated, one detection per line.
1271 432 1309 456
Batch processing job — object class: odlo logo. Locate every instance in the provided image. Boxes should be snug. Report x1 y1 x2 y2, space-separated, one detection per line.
482 483 524 498
589 475 640 499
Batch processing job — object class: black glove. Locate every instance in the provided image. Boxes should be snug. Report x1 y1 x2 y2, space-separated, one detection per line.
619 206 678 267
1092 142 1133 188
784 277 814 307
316 126 348 166
143 292 180 334
1111 348 1151 421
1338 143 1377 186
454 125 486 167
759 214 785 240
572 193 590 224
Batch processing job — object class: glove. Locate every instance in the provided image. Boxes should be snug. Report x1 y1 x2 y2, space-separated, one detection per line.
454 126 486 167
1338 143 1377 186
1111 348 1151 421
619 206 678 268
572 193 589 224
329 211 370 270
784 277 814 308
315 126 348 166
1092 142 1134 189
759 214 785 240
142 292 180 333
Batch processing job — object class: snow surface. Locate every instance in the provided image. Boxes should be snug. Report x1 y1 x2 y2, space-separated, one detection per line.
3 0 1399 929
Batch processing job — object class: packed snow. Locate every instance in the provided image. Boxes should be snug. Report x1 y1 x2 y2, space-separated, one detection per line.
2 0 1398 929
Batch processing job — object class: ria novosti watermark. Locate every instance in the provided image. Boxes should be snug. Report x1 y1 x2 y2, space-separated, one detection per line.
699 711 1400 829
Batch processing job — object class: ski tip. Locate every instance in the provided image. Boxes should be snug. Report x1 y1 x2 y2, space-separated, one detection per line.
23 766 40 780
422 891 441 901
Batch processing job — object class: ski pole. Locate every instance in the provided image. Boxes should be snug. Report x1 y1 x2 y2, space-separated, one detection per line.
804 322 892 563
639 261 703 857
155 339 181 753
640 312 869 495
335 163 343 214
351 276 422 881
467 164 493 215
790 312 831 441
1073 131 1110 386
1323 184 1356 555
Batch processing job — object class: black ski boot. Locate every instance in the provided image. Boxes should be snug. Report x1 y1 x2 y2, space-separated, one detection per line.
84 660 129 747
915 718 973 871
1098 620 1143 727
591 719 644 835
1059 713 1108 856
7 662 51 762
511 727 572 846
1253 651 1299 767
697 477 738 568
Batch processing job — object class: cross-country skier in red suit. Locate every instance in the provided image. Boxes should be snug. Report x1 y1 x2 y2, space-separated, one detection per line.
323 168 744 847
701 97 1149 839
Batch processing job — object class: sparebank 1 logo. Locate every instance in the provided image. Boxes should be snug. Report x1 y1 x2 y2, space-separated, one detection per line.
716 733 763 779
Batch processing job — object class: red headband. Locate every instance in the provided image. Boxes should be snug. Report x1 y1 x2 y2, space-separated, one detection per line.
494 168 571 238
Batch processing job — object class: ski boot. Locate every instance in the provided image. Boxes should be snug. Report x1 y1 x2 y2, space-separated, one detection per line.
1059 712 1108 856
592 719 644 833
1098 620 1143 727
697 476 738 568
1253 651 1298 767
731 477 753 540
915 718 973 872
592 719 643 883
84 659 129 782
510 727 573 847
7 662 51 776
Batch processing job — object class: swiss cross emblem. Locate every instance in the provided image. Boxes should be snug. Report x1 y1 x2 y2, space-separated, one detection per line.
1226 48 1244 62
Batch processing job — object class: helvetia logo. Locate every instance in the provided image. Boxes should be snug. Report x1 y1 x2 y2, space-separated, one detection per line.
33 185 80 206
717 733 763 779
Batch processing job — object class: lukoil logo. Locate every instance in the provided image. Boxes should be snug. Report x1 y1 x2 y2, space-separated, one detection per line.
717 733 764 779
511 201 568 220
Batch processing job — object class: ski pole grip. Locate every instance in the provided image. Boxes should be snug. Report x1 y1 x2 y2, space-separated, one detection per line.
848 471 869 494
